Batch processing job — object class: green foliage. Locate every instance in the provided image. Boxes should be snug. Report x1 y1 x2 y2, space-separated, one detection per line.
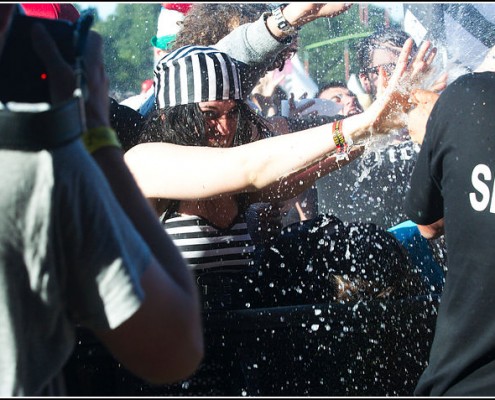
91 3 161 99
299 4 401 87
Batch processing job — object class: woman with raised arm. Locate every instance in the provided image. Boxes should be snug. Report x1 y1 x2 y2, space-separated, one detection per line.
124 36 427 310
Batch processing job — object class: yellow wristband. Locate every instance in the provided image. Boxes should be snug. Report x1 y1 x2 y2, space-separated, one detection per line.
82 126 122 154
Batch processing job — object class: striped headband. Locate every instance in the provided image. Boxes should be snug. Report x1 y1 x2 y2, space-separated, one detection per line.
154 45 243 108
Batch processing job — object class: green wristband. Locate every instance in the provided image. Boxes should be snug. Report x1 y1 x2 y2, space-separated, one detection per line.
82 126 122 154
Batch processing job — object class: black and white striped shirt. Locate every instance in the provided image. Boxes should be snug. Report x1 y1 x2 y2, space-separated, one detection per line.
162 213 255 273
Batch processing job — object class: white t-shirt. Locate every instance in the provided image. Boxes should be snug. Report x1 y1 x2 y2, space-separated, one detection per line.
0 139 151 395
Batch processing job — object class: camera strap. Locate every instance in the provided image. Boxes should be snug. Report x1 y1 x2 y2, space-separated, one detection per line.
0 97 83 150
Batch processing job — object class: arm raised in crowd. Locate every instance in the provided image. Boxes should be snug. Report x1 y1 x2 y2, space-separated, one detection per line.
215 3 353 94
125 38 414 203
33 21 203 384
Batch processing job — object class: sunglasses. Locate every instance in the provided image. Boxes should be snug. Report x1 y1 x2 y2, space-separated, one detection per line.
361 63 397 75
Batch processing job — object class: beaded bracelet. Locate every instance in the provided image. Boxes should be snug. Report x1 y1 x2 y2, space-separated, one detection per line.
332 119 347 154
82 126 122 154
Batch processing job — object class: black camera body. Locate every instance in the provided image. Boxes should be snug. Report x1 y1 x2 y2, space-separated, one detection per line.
0 10 94 104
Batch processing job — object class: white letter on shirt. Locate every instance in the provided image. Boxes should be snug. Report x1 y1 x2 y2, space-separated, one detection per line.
470 164 491 212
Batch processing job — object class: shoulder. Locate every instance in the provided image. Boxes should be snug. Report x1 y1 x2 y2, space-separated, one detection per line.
441 72 495 103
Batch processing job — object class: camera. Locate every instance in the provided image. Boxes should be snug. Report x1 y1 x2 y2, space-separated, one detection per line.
0 10 94 103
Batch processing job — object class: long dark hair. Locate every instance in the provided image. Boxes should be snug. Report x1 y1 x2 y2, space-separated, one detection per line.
140 100 273 146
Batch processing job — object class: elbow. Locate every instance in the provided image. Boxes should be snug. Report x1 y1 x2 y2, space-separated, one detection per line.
152 310 205 384
134 323 204 385
245 168 263 191
145 337 204 385
170 333 204 383
417 220 444 240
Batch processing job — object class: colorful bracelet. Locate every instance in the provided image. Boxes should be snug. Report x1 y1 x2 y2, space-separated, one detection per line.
82 126 122 154
332 119 347 154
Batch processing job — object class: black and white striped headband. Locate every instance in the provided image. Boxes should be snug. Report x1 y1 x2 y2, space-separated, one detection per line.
154 45 243 108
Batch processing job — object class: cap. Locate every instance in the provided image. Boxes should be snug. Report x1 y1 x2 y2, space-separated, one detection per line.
154 45 243 108
21 3 80 22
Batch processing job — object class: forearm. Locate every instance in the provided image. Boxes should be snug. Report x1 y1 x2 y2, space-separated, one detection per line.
255 145 365 202
215 16 287 95
215 15 286 66
125 115 375 201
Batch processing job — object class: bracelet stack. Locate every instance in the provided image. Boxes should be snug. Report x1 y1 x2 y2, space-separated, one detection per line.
332 120 348 154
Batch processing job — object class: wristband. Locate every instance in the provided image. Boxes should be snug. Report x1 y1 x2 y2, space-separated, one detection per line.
82 126 122 154
332 120 346 153
332 120 353 159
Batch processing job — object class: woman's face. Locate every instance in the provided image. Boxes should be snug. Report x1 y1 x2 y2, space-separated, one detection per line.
199 99 239 147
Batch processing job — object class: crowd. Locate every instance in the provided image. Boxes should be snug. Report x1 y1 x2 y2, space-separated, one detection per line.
1 1 494 396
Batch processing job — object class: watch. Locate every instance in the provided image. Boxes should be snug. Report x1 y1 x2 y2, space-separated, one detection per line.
271 5 298 36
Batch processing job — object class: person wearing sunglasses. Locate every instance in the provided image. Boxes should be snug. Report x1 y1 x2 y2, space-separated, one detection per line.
356 28 416 102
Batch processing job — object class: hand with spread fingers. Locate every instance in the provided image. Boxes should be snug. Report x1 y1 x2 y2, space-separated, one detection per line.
363 38 415 134
375 39 445 118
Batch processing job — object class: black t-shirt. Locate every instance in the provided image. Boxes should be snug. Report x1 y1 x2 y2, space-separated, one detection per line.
317 138 420 229
406 72 495 396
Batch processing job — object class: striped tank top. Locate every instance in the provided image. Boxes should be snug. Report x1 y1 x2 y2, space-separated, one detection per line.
161 213 256 273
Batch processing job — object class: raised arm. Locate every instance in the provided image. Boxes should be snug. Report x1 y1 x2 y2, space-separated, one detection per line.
215 3 353 94
125 38 415 203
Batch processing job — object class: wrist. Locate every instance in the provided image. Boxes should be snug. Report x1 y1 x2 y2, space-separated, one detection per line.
86 119 110 130
272 4 299 34
265 4 300 43
331 120 347 153
343 112 373 143
82 126 122 154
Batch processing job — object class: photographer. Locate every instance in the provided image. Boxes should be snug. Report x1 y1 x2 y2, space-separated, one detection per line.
0 4 202 396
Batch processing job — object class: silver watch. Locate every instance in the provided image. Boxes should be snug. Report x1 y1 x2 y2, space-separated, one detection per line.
272 6 298 36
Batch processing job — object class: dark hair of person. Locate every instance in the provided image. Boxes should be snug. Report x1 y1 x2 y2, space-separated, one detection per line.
171 3 295 74
172 3 269 50
109 98 145 152
316 80 349 98
356 28 417 73
139 100 273 147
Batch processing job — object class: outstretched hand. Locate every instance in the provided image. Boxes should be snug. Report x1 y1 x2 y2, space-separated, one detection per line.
375 40 444 105
409 40 447 94
366 38 414 133
304 3 353 19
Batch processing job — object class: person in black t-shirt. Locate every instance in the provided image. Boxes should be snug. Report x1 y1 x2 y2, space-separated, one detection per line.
406 71 495 396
